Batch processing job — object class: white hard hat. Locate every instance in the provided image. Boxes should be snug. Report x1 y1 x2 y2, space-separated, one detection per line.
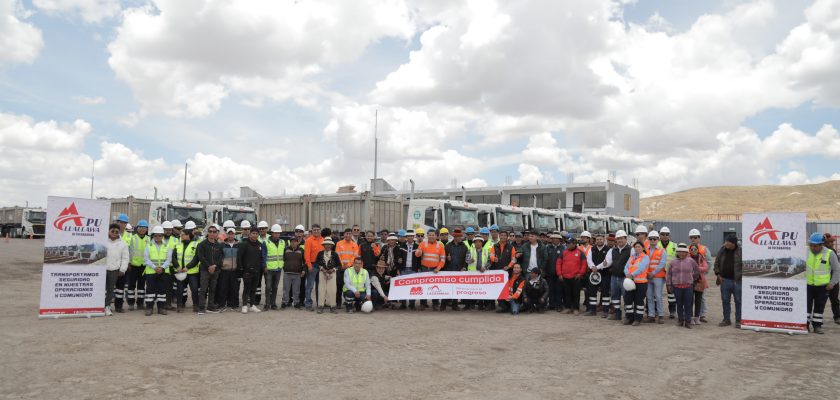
689 228 701 237
615 230 628 238
623 278 636 291
659 226 670 234
126 223 133 231
295 224 305 231
648 230 659 238
161 221 173 229
151 226 165 235
170 219 183 228
184 221 197 230
223 220 236 229
580 231 592 238
257 221 269 229
634 225 648 234
240 220 252 229
270 224 283 233
174 272 187 281
361 301 373 313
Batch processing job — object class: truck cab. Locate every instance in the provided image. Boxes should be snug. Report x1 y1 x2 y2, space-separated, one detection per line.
521 207 558 233
559 211 586 236
205 204 257 232
475 204 525 233
22 208 46 238
405 199 479 233
585 215 608 236
149 201 206 229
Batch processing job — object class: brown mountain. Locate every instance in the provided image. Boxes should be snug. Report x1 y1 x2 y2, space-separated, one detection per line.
641 180 840 221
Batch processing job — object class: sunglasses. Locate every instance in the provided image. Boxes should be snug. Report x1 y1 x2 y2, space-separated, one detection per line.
690 236 700 239
208 230 218 234
660 233 670 236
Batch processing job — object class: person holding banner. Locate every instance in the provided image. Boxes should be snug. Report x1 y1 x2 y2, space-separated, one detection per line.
713 235 742 328
504 264 526 315
143 226 173 316
105 223 129 316
623 241 650 326
415 230 446 311
805 233 840 334
666 243 699 329
127 220 150 311
343 257 371 313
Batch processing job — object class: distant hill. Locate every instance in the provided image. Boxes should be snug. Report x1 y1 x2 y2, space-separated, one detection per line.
640 180 840 221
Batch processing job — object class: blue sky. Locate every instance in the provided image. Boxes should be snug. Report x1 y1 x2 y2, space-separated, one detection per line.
1 0 838 207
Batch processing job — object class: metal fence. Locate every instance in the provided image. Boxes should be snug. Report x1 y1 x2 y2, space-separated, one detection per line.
650 220 840 253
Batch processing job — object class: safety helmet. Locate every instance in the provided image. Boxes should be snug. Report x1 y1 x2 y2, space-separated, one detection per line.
473 235 485 243
614 230 628 238
174 272 187 281
398 229 407 237
589 271 602 286
151 226 164 235
171 220 183 228
240 220 252 229
361 301 373 313
659 226 670 234
270 224 283 233
648 230 659 239
184 221 197 230
809 232 825 245
689 229 701 237
490 224 499 231
257 221 269 229
295 224 305 231
623 278 636 291
117 213 129 223
416 228 426 235
580 231 592 238
126 223 133 231
136 219 149 228
479 227 491 235
634 225 648 234
161 221 174 230
465 227 475 234
223 220 236 229
439 228 449 234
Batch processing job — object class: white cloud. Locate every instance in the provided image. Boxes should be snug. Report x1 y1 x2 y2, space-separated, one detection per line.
0 0 43 65
32 0 120 23
107 0 417 118
73 95 106 105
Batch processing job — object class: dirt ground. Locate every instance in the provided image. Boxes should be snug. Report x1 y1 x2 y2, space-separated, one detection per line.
2 239 839 400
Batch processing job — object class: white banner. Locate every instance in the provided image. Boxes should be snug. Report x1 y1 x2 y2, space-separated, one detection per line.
39 196 111 318
388 271 509 300
741 212 807 333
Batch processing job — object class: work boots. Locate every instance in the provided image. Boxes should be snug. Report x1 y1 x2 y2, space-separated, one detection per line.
144 306 153 316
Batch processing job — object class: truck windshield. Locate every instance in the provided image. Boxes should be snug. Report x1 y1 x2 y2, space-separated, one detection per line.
535 213 555 230
224 210 256 228
587 217 607 234
608 218 623 233
564 216 585 234
169 206 205 227
28 211 47 224
445 207 479 230
498 210 524 231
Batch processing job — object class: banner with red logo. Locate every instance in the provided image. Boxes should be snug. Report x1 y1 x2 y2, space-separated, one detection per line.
39 197 111 318
741 212 807 334
388 271 509 300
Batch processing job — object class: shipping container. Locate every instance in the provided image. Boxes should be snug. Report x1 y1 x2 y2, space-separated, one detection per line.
109 197 153 226
255 193 405 232
255 196 309 231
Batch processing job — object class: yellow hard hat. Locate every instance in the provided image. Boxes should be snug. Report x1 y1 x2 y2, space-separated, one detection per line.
439 228 449 234
416 228 426 235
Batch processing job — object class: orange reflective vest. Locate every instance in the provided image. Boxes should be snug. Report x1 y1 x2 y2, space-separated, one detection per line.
416 241 445 270
580 244 592 256
648 247 665 278
628 255 649 284
336 240 360 269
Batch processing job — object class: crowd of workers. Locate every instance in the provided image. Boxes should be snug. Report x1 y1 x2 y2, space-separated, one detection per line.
103 214 840 333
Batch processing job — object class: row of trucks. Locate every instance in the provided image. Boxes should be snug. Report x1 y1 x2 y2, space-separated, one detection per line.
108 198 257 233
0 207 47 238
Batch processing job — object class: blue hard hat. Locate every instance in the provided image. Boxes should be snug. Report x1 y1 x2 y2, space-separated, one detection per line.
398 229 407 237
137 219 149 228
465 227 475 234
117 213 129 223
809 232 825 245
490 224 499 231
479 227 491 235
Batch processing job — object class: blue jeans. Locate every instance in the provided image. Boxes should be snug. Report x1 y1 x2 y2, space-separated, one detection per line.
720 278 742 322
610 275 626 318
509 300 521 315
305 266 318 308
646 277 665 317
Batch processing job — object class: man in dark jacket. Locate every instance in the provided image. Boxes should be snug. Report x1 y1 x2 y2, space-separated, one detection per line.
189 224 224 314
442 229 469 311
524 267 549 313
713 235 743 327
360 230 381 272
519 230 547 275
545 232 565 311
237 229 264 313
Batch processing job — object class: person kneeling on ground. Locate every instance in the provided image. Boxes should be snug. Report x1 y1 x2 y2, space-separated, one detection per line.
523 267 548 313
370 259 392 310
502 264 526 315
343 257 371 313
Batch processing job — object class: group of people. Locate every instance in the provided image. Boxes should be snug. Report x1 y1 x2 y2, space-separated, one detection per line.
102 214 840 333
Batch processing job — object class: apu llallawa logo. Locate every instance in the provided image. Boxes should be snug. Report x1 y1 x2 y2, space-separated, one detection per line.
53 203 102 233
749 217 798 246
410 286 423 295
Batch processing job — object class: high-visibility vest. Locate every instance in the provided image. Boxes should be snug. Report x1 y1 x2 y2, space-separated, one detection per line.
660 241 677 269
418 241 445 269
121 231 132 247
129 234 149 266
175 240 199 274
627 254 648 284
648 247 666 278
467 246 490 271
580 244 592 256
336 240 359 269
265 239 286 270
806 249 832 286
343 268 368 292
144 243 170 275
165 236 178 251
697 244 708 258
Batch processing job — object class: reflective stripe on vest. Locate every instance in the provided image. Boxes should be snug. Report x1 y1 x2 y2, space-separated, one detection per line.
806 249 832 286
468 246 490 271
628 255 648 283
130 234 148 266
660 241 677 269
343 268 368 292
176 241 199 274
649 248 666 278
265 239 285 270
420 242 444 268
580 244 592 256
121 231 132 247
144 243 169 275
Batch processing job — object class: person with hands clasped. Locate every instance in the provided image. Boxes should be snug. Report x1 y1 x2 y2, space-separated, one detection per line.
556 237 587 315
623 241 650 326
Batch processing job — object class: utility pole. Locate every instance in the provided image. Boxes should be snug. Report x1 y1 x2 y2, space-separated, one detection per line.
183 162 188 201
90 160 95 199
373 109 378 196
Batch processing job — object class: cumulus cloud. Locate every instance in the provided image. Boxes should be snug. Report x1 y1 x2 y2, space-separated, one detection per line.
0 0 43 65
32 0 120 23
